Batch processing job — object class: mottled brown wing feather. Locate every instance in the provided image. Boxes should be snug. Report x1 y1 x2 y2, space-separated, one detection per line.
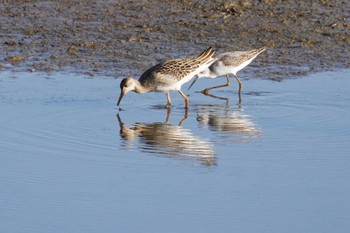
139 47 216 83
156 58 201 80
156 47 216 80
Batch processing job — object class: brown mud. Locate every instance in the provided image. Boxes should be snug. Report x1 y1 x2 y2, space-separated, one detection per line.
0 0 349 80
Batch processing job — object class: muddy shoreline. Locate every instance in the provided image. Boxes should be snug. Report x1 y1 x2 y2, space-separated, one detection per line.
0 0 349 80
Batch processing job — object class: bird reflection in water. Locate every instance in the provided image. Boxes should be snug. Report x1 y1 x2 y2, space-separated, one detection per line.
196 93 261 143
117 109 216 166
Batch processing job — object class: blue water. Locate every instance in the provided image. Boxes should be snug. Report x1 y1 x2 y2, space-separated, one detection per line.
1 70 350 233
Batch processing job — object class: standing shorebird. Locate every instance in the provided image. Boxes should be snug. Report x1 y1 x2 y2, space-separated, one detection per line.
188 47 266 95
117 47 216 109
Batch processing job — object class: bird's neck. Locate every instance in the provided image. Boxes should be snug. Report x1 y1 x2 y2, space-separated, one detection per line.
133 80 150 94
207 71 218 78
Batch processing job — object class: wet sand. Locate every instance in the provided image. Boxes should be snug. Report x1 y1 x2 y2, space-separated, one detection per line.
1 70 350 232
0 0 349 79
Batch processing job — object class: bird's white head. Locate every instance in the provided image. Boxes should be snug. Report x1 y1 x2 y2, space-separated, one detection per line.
187 68 212 90
198 68 211 78
117 77 136 106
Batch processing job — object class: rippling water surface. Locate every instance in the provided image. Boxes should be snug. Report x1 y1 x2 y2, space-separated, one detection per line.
1 70 350 233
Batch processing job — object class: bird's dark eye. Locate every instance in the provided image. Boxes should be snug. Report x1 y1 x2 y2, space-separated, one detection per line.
124 84 128 87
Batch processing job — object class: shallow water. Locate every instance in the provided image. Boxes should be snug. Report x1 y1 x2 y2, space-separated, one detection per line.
1 70 350 233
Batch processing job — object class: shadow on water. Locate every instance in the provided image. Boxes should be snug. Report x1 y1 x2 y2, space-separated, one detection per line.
116 91 261 165
116 109 216 166
195 92 261 143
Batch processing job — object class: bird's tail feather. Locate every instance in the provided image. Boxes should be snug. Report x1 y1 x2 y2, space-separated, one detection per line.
196 47 216 63
255 47 267 55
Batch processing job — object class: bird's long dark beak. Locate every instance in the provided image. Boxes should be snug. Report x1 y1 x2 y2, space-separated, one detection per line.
117 91 125 106
188 76 200 90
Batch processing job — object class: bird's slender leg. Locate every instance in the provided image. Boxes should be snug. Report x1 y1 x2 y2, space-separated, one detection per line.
201 92 228 101
178 90 189 108
234 74 243 104
201 75 231 95
234 74 243 94
165 92 171 108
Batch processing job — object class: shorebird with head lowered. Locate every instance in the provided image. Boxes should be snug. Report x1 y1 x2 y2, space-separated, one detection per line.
117 47 216 109
188 47 266 95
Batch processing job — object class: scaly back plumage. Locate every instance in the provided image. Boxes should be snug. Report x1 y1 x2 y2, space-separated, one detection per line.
139 47 216 84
